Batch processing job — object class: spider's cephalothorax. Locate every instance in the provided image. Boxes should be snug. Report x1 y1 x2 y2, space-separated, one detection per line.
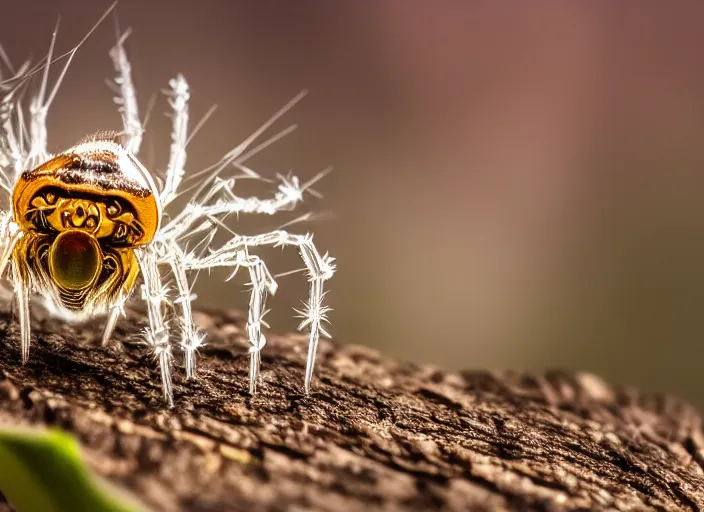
0 23 335 407
12 140 160 316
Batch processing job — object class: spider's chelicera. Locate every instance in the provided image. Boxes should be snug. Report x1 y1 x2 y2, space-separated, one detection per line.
0 26 335 406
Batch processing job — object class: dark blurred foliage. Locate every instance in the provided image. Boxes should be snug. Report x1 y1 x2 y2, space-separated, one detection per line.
3 1 704 408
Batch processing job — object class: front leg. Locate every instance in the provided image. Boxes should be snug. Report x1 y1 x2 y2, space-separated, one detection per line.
135 246 174 406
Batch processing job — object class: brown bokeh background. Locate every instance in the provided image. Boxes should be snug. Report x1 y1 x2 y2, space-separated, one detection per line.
3 2 704 408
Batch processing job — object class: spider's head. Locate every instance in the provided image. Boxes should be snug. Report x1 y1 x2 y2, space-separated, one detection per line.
11 139 159 306
13 138 161 244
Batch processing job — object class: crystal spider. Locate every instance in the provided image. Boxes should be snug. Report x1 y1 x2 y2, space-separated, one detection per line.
0 26 335 407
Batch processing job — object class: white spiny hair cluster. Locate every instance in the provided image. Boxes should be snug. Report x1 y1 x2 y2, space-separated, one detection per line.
0 7 335 406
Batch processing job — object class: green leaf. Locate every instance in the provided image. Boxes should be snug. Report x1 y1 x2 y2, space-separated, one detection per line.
0 427 146 512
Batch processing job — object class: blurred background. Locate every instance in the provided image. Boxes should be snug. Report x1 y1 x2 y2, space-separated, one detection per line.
2 1 704 409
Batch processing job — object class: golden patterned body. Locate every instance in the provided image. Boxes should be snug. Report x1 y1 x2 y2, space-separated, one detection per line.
11 138 161 318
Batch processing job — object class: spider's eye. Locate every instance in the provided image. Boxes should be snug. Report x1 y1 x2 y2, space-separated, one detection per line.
114 223 128 240
106 200 121 217
48 231 102 290
45 192 56 204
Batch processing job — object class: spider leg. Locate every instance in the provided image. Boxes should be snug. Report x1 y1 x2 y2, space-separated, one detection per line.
160 75 190 206
0 71 29 185
163 241 203 379
215 250 277 394
163 238 274 392
0 212 21 278
0 213 26 361
12 261 29 363
159 171 310 243
156 92 313 243
184 230 334 394
109 30 143 155
2 5 113 177
101 302 123 347
135 246 174 406
178 244 276 393
241 253 276 394
26 21 80 169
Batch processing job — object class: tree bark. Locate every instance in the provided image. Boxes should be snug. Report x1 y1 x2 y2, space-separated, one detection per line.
0 304 702 512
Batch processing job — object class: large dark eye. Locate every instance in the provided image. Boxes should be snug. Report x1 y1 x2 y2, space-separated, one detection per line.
49 231 102 290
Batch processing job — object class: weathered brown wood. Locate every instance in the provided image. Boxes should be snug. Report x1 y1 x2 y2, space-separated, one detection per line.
0 303 703 511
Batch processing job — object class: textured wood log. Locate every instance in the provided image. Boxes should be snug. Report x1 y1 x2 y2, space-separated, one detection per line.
0 304 703 512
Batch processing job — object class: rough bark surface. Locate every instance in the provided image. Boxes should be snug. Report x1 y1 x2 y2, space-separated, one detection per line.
0 304 702 512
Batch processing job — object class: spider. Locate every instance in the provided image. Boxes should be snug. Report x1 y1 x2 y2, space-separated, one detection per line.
0 23 335 407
